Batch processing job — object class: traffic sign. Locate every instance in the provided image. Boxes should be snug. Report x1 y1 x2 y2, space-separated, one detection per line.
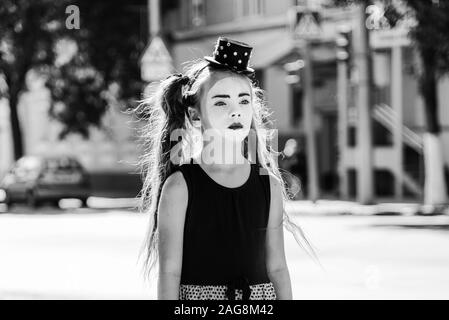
140 36 173 82
289 6 322 40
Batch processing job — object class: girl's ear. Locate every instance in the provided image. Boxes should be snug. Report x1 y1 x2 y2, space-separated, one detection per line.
187 106 202 128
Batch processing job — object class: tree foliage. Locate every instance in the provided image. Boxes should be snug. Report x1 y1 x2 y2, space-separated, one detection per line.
46 0 148 138
405 0 449 76
0 0 147 157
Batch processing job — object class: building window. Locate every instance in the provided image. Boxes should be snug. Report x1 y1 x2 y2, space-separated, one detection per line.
191 0 205 27
235 0 265 19
347 168 357 198
375 169 395 197
348 126 356 147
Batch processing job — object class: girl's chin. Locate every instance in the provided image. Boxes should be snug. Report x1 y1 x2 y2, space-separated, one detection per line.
223 129 248 141
203 128 248 141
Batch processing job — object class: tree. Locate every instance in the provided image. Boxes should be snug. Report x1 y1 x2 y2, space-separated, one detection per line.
0 0 61 160
405 0 449 206
334 0 449 206
0 0 146 159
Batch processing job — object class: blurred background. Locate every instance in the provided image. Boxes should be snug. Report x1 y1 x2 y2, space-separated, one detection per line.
1 0 449 299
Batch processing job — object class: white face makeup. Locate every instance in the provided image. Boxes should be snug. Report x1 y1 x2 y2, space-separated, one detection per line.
199 74 253 143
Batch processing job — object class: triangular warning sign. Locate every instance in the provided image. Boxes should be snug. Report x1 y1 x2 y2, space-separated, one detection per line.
295 12 322 38
140 36 174 82
141 36 172 63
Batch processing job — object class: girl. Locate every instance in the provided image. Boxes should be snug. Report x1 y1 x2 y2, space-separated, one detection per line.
138 37 317 300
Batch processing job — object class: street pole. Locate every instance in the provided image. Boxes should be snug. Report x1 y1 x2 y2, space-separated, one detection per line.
392 45 404 200
337 54 349 199
149 0 160 38
301 39 320 202
288 1 321 201
354 1 374 204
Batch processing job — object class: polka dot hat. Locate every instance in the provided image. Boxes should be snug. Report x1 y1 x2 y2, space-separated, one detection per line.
204 37 254 74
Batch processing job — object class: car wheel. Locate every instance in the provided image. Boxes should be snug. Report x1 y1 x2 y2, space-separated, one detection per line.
26 190 39 208
4 193 12 207
52 199 60 208
80 198 89 208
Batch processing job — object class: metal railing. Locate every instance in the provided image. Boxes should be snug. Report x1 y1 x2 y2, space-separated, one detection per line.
372 103 424 197
372 103 423 153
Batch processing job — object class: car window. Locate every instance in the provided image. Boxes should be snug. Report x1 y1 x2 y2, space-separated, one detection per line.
41 158 83 183
45 158 75 171
14 157 42 180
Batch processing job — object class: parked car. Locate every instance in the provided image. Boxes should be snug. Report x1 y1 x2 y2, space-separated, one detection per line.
0 155 91 208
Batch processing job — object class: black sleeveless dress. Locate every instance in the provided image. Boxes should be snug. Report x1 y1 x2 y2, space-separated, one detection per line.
174 158 276 300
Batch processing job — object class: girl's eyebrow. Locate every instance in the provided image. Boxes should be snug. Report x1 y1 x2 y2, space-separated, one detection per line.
211 93 250 99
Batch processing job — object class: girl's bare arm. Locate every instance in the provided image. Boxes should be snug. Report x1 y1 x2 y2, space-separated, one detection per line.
157 171 188 300
265 175 293 300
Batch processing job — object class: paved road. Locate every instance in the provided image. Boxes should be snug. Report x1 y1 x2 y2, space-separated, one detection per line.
1 204 449 299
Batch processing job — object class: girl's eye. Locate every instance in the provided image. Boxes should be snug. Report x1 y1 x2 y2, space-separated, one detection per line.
214 101 227 107
240 99 250 105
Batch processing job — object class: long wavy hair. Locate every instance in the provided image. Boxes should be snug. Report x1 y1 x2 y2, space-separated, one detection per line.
136 59 321 282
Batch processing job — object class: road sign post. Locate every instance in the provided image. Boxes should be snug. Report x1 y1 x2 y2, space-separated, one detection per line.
289 5 322 202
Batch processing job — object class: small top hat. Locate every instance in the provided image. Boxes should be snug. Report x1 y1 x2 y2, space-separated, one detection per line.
204 37 255 75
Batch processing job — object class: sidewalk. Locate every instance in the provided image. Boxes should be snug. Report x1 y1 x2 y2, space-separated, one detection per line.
85 197 449 216
286 199 449 216
3 196 448 217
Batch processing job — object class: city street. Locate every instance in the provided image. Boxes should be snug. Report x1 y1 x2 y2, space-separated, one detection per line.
1 204 449 300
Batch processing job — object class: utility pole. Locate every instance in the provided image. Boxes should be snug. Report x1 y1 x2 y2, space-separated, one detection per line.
336 25 352 200
354 1 374 204
149 0 160 37
301 39 319 201
289 0 322 202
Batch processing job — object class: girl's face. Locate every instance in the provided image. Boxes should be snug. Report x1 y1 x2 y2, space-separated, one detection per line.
196 72 253 142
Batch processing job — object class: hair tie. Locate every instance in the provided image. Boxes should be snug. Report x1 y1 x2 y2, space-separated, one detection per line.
165 73 190 108
180 78 192 102
165 73 190 84
179 75 190 85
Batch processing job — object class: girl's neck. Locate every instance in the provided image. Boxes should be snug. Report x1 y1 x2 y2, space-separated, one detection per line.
194 140 249 173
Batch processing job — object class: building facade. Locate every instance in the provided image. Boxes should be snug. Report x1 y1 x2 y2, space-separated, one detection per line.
157 0 357 199
150 0 449 202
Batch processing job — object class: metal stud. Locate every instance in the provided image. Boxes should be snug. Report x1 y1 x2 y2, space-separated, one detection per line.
223 54 227 58
238 60 242 64
234 52 237 56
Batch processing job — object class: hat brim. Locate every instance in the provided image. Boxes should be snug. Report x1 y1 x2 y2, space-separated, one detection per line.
204 56 255 74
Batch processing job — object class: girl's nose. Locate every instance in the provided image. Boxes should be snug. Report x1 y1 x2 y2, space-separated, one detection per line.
230 111 241 118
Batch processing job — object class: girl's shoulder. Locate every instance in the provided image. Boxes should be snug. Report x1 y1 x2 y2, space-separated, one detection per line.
158 170 188 239
161 170 188 201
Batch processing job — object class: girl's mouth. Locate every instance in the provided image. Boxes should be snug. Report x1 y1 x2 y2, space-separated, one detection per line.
228 123 243 130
